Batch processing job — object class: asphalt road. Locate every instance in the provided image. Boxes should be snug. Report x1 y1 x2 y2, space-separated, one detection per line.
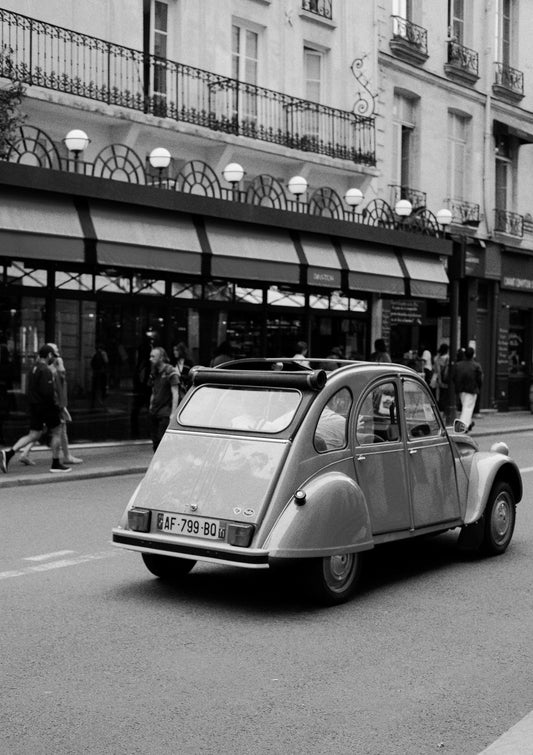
1 433 532 755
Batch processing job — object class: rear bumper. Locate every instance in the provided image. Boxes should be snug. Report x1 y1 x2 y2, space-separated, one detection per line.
112 529 270 569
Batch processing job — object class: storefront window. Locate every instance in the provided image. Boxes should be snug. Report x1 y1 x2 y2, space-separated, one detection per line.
131 276 165 295
235 286 263 304
205 282 234 301
7 263 47 287
95 273 131 294
56 271 93 291
267 286 305 307
310 293 330 309
171 281 202 299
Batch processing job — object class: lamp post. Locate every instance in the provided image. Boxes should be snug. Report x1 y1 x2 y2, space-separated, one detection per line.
394 198 412 229
63 129 90 172
288 175 308 209
344 187 364 220
436 208 457 423
149 147 171 187
222 162 245 200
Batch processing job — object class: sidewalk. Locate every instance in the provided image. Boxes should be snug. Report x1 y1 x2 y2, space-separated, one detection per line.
1 410 532 489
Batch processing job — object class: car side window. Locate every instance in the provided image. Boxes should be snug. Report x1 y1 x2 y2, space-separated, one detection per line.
314 387 352 452
403 379 441 439
356 382 400 444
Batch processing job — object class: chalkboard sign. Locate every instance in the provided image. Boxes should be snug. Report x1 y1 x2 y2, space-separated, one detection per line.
497 326 509 371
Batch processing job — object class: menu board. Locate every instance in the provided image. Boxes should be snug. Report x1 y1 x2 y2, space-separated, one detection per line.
497 326 509 371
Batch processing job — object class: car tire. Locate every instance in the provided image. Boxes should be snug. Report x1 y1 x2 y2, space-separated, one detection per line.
306 552 362 606
480 481 516 556
141 552 196 579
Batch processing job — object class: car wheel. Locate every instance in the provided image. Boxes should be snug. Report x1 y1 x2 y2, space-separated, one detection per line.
141 552 196 579
306 552 362 605
480 481 516 556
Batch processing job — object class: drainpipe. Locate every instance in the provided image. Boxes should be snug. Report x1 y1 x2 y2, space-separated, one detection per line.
482 0 495 236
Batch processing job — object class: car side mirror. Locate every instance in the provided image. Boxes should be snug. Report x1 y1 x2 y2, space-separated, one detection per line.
453 419 467 433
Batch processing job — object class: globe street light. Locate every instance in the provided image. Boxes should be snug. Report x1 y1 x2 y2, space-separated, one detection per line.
222 162 245 200
63 129 90 172
344 187 364 220
149 147 171 186
394 198 412 217
288 175 308 208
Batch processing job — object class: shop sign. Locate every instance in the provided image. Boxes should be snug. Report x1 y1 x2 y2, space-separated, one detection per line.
501 254 533 291
465 248 484 277
307 266 341 288
389 300 423 324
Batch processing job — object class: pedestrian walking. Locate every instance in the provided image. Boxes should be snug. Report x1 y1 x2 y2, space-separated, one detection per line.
370 338 392 363
90 343 109 409
453 346 483 431
148 347 181 452
430 343 450 416
1 344 71 474
19 343 82 466
171 342 194 402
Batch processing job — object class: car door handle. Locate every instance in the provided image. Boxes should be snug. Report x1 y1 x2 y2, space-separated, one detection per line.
409 448 418 455
356 454 366 461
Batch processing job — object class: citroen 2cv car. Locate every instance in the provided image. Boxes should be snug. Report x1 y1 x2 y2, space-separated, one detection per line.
112 359 522 605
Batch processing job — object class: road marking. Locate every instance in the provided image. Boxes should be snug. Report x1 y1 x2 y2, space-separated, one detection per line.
519 465 533 474
23 550 76 562
0 550 119 581
478 709 533 753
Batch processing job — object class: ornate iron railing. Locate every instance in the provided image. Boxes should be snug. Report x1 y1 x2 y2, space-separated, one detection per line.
446 41 479 78
493 62 524 97
389 184 427 210
494 208 524 237
446 199 480 226
0 7 374 164
301 0 333 21
391 16 428 57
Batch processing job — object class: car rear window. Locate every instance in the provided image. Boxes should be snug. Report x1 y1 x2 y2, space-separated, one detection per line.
178 385 302 432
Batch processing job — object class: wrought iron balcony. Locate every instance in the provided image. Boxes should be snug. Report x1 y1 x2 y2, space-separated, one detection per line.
446 199 480 226
389 184 426 211
301 0 332 21
0 7 374 165
390 16 428 64
445 41 479 83
493 62 524 101
494 209 524 237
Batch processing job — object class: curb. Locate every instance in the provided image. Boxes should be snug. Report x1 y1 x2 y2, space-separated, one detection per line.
0 465 148 489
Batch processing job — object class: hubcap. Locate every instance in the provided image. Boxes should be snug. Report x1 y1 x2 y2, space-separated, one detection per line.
324 554 356 592
492 496 511 544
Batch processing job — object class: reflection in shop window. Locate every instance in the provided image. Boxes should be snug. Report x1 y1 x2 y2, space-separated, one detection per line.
267 286 305 307
205 282 234 301
171 281 202 299
55 271 93 291
131 276 165 295
7 263 47 287
350 298 368 312
234 287 263 304
94 274 131 294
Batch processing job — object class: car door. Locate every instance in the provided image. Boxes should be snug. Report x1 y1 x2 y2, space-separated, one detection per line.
401 377 461 528
353 379 412 534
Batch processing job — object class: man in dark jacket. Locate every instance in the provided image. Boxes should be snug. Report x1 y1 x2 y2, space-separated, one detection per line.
148 347 181 451
453 346 483 431
1 344 71 473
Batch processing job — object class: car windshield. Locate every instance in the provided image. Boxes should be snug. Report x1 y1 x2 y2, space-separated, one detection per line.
178 385 302 432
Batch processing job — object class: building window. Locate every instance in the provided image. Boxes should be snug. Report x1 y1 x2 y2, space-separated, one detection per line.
497 0 512 66
232 23 259 123
393 0 412 20
495 134 513 210
143 0 170 114
448 0 465 43
447 112 469 201
392 93 416 188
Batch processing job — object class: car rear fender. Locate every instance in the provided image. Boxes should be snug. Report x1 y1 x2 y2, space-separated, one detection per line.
464 452 522 525
262 471 374 559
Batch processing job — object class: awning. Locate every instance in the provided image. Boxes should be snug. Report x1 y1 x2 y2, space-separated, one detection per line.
402 253 449 299
0 190 85 262
91 201 202 274
299 233 343 288
205 220 300 284
340 241 405 295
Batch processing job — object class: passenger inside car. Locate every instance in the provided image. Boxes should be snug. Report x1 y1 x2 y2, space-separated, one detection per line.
314 388 352 451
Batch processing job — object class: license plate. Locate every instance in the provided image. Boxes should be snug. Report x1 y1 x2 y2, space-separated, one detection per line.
156 512 226 541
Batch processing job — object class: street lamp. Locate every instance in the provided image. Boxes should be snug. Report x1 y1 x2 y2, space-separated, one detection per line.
149 147 171 186
344 187 364 220
222 162 245 200
288 175 308 208
436 207 457 424
63 129 90 172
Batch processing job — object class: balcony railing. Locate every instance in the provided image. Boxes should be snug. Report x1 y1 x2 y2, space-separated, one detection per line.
445 40 479 81
389 184 426 211
493 62 524 99
390 16 428 62
446 199 480 226
0 7 374 165
494 209 524 237
301 0 332 21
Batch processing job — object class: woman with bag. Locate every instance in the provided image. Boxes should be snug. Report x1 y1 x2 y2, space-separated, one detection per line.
431 343 450 416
